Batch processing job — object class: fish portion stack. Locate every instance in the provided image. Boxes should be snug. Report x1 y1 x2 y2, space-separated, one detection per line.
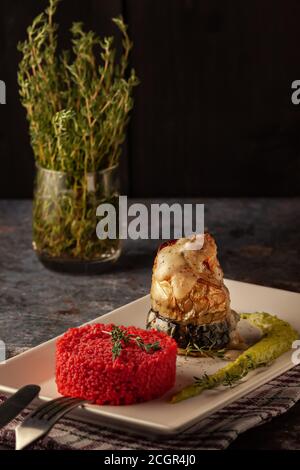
147 234 240 351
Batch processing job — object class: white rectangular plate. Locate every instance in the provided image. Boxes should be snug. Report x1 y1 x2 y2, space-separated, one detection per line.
0 280 299 436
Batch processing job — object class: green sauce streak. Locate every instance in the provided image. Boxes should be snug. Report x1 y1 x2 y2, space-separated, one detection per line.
170 312 299 404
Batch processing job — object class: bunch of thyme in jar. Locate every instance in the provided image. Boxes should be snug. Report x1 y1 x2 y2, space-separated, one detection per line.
18 0 138 273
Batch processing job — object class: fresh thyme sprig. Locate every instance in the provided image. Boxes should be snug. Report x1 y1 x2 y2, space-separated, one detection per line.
18 0 139 261
193 369 247 389
193 356 271 390
184 341 225 359
18 0 139 173
109 325 131 360
134 336 161 353
104 326 162 360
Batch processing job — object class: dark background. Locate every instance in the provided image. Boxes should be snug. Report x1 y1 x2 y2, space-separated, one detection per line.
0 0 300 198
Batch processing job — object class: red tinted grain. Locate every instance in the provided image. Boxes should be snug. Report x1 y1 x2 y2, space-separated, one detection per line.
56 324 177 405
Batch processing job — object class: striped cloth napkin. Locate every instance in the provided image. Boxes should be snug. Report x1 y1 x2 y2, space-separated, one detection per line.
0 365 300 450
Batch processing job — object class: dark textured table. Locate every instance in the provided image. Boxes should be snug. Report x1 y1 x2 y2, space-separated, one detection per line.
0 198 299 450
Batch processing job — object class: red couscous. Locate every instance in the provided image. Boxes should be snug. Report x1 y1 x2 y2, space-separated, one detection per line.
56 323 177 405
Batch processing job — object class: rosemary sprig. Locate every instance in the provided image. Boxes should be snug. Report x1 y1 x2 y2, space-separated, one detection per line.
105 326 162 360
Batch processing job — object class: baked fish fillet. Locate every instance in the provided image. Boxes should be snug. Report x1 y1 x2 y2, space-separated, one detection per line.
148 234 241 350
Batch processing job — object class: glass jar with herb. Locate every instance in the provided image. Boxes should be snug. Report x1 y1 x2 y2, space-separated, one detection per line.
33 165 120 273
18 0 138 273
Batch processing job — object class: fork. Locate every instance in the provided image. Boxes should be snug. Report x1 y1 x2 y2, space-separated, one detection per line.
15 396 87 450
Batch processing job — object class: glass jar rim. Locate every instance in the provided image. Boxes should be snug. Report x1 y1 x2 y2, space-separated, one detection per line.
35 163 119 177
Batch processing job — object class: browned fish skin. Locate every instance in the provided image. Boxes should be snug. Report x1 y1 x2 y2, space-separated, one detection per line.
147 309 233 349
